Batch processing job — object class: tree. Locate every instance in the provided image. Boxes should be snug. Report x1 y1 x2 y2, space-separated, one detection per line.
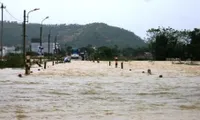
147 27 187 60
188 28 200 60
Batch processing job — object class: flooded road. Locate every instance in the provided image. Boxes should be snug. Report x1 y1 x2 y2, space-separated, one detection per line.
0 61 200 120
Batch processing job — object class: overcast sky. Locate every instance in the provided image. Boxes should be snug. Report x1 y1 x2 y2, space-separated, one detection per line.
1 0 200 38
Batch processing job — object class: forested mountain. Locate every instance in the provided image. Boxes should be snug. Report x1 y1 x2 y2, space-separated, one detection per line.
2 21 146 48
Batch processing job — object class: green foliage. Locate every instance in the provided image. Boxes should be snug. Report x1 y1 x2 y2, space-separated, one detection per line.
0 54 24 68
147 27 200 60
68 23 146 48
76 45 150 61
188 28 200 60
95 46 115 60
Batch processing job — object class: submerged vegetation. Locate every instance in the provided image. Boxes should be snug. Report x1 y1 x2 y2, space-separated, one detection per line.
0 54 24 68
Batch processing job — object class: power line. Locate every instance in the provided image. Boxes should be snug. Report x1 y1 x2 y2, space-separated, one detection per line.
5 8 22 22
5 8 40 34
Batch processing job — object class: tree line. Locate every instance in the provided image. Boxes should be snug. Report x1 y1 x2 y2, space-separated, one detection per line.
1 26 200 69
62 44 149 61
147 27 200 60
62 27 200 61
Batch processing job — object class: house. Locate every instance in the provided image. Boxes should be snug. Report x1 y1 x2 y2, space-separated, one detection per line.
144 52 153 59
0 46 21 56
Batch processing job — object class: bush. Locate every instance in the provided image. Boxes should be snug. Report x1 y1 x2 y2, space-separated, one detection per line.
0 54 24 68
0 61 6 68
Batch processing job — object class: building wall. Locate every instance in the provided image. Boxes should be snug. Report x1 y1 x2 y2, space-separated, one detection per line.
0 46 21 56
31 42 59 54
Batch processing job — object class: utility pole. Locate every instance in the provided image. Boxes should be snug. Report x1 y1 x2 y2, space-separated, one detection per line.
39 25 43 64
54 35 57 53
39 25 42 64
39 26 42 47
54 35 57 63
23 10 26 66
47 31 51 59
0 3 5 60
39 16 49 64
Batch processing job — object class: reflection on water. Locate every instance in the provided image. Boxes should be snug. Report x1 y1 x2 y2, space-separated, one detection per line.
0 61 200 120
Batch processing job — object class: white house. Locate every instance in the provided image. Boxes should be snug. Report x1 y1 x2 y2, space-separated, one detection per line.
0 46 21 56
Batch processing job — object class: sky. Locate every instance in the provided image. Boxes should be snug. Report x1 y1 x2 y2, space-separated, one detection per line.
1 0 200 38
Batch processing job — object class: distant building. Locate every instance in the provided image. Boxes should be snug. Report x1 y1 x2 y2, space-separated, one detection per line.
0 46 22 56
144 52 153 59
31 38 60 54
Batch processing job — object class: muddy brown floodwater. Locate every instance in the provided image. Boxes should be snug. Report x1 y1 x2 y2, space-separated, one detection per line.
0 61 200 120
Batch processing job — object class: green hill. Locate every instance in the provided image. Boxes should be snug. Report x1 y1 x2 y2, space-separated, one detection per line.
2 21 146 48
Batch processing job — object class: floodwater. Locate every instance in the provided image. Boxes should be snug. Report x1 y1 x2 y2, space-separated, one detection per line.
0 61 200 120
